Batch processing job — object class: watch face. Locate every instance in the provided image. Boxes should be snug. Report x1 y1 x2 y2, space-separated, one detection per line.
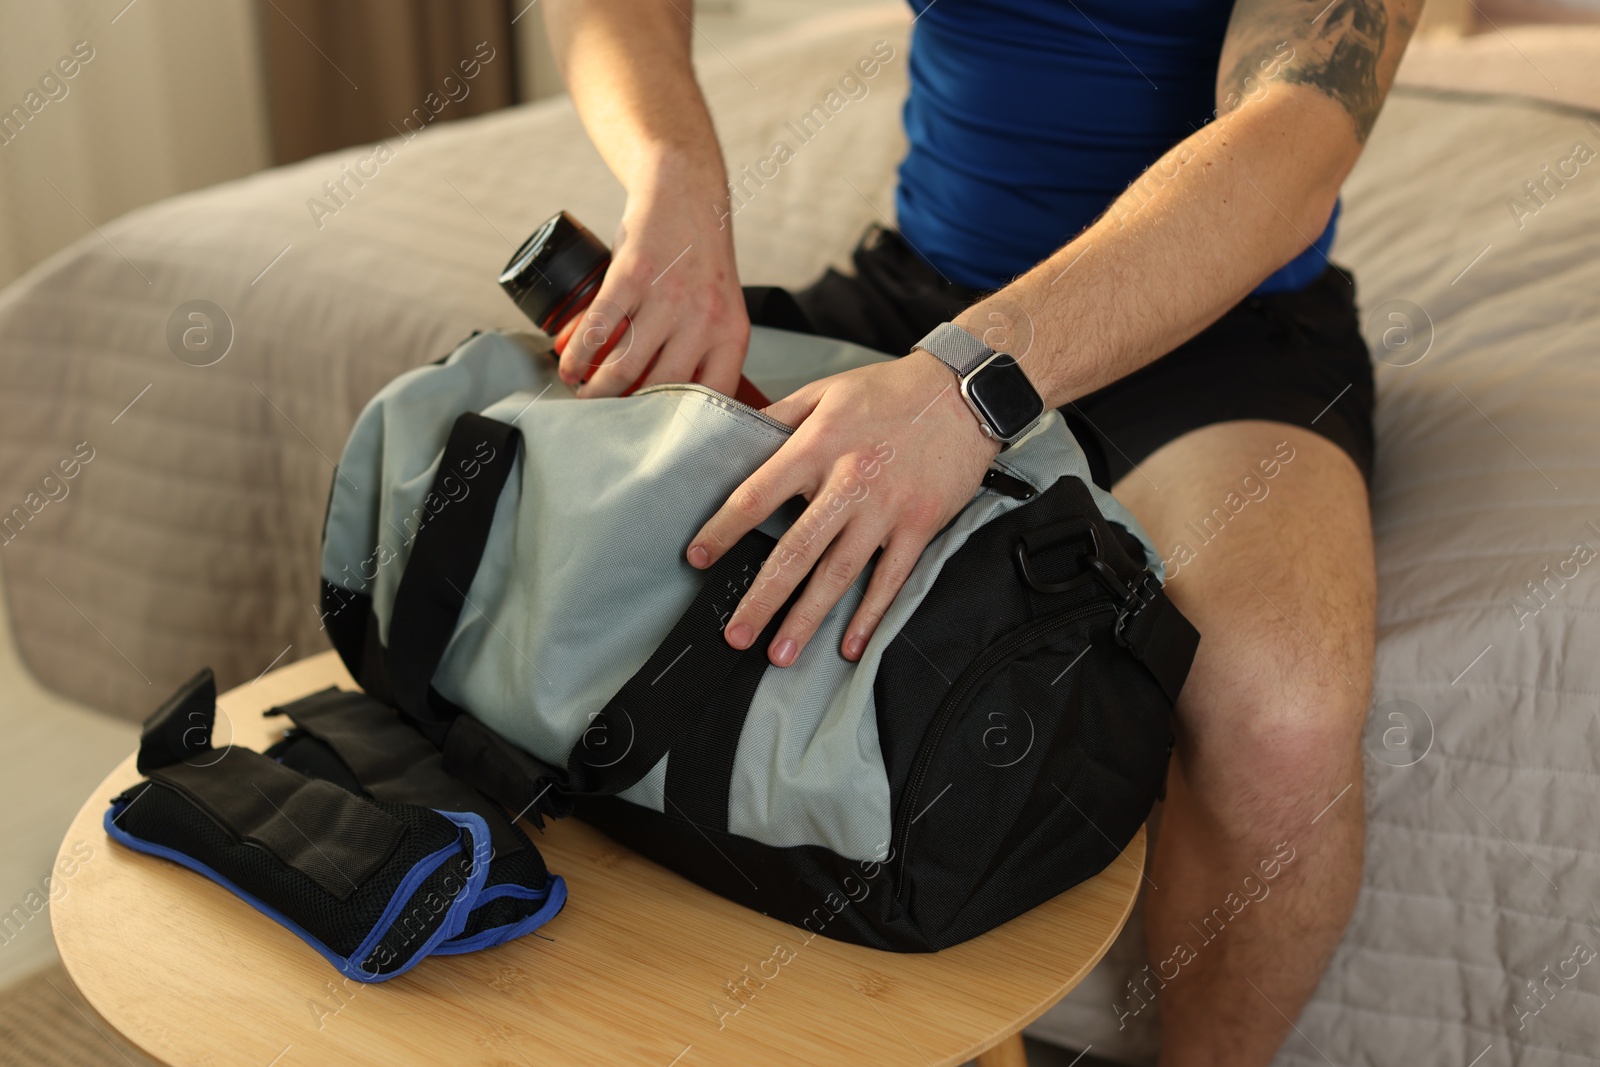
965 354 1045 441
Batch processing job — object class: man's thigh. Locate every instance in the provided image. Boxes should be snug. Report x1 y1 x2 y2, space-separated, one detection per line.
1110 419 1376 815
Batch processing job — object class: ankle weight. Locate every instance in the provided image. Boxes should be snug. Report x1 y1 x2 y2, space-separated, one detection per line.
105 669 565 981
264 687 567 953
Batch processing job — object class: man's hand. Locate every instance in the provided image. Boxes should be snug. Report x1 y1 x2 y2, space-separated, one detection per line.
687 351 1003 667
562 158 750 399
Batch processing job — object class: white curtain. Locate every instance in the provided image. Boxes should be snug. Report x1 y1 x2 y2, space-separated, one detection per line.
0 0 270 290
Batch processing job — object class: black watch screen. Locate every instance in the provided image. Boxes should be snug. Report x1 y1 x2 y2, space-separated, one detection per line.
965 354 1045 441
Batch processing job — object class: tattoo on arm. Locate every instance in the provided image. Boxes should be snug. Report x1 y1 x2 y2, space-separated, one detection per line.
1219 0 1421 142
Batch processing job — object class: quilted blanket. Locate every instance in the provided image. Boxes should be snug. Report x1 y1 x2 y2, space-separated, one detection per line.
1 7 1597 1064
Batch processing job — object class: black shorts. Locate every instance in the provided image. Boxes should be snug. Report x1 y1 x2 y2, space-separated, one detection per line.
743 225 1376 493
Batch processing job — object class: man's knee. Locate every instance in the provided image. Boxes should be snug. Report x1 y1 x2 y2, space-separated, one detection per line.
1176 644 1368 835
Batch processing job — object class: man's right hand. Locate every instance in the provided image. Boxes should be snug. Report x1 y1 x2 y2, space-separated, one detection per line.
543 0 750 398
561 156 750 400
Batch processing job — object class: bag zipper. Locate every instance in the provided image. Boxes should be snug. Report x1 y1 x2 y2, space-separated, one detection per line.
892 599 1114 899
633 382 795 435
627 388 1046 512
981 468 1036 500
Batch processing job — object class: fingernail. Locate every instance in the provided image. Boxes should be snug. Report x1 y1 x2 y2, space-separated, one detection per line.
727 623 753 649
771 638 797 667
843 634 865 660
687 544 710 568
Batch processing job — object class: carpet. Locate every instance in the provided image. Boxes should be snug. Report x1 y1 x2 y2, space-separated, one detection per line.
0 964 158 1067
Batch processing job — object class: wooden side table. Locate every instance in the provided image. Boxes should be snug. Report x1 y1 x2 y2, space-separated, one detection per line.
52 651 1142 1066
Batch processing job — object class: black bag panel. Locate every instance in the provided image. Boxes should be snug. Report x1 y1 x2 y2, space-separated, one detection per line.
895 629 1172 940
319 581 370 687
912 758 1152 949
571 794 934 952
876 474 1156 805
871 474 1181 942
891 620 1104 925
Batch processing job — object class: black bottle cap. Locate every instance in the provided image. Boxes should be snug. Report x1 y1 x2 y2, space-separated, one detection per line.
498 211 611 331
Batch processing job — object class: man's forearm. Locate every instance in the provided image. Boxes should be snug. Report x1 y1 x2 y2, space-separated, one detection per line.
543 0 727 198
957 86 1353 411
960 0 1421 411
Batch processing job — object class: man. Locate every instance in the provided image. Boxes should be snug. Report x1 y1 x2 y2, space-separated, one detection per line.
543 0 1419 1061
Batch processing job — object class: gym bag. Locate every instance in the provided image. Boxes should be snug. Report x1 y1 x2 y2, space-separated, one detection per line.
317 326 1200 952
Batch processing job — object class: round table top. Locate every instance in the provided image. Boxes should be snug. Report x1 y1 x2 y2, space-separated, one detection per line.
52 650 1143 1067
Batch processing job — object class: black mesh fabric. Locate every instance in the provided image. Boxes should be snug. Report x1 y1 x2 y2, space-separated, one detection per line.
450 841 558 941
455 895 535 941
111 780 464 975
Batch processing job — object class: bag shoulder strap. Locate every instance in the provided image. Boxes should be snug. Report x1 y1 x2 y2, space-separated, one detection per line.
564 528 788 816
385 412 522 727
1115 574 1201 705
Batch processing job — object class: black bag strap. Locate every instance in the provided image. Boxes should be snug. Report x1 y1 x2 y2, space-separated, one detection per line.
563 529 781 803
435 528 785 832
441 715 575 824
385 412 521 727
660 601 788 830
1117 579 1202 705
1019 514 1201 706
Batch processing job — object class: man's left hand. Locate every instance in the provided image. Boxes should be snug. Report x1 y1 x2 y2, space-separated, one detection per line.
686 350 1002 666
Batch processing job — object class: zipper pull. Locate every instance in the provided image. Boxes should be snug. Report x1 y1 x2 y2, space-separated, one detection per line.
982 468 1036 501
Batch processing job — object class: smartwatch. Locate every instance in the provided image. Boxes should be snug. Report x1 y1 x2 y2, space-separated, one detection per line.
911 322 1046 447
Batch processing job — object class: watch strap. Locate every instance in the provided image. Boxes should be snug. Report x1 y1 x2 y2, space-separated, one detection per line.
912 322 993 378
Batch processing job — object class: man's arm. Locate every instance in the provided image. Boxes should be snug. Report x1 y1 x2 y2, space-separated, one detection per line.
684 0 1423 670
954 0 1422 408
543 0 749 396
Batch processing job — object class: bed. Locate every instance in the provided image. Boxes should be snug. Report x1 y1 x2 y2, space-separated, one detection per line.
2 8 1598 1064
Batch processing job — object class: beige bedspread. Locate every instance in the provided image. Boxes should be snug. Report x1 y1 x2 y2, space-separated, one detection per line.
3 8 1599 1064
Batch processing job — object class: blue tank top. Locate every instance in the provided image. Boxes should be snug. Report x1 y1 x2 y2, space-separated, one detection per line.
896 0 1335 294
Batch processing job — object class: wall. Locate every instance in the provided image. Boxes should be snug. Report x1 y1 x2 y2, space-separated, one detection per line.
0 1 891 293
0 0 272 290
